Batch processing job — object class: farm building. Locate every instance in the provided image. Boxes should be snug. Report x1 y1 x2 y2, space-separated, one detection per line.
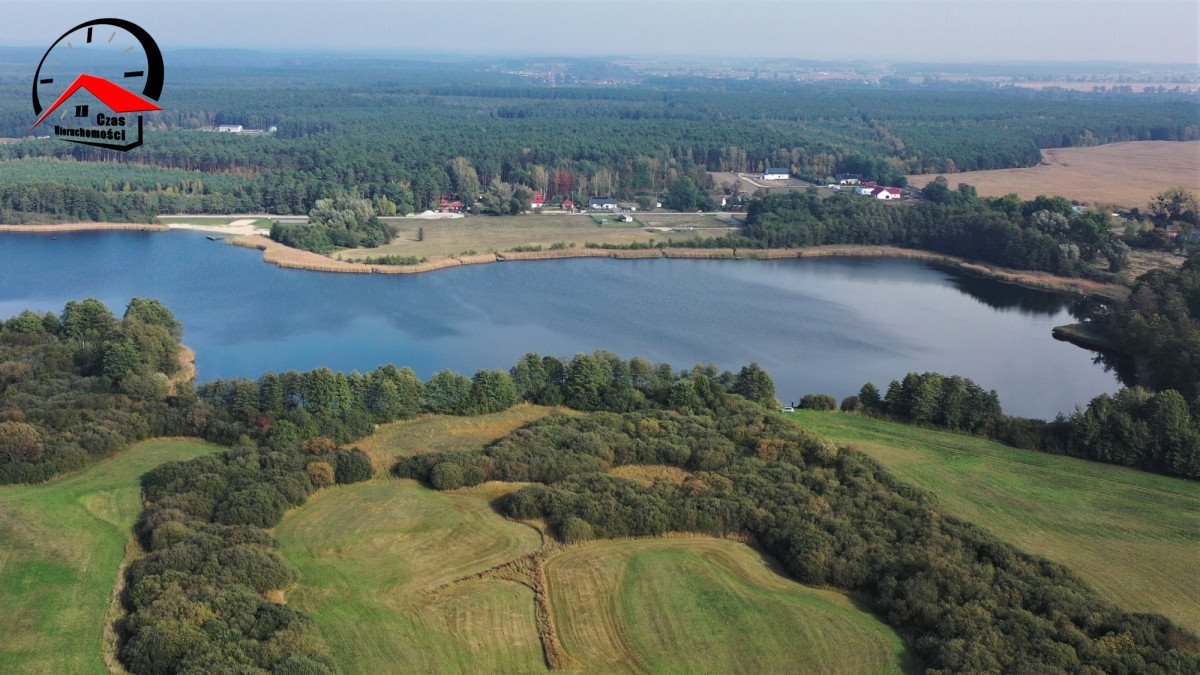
589 196 619 210
762 167 790 180
437 196 465 212
836 173 863 185
216 124 244 133
871 187 902 200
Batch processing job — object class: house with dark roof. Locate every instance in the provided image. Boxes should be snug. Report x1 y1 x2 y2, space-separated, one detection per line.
836 173 863 185
589 196 619 210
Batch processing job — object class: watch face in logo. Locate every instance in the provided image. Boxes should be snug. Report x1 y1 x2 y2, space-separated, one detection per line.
29 18 164 151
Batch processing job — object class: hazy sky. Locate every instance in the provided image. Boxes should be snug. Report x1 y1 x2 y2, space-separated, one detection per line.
0 0 1196 63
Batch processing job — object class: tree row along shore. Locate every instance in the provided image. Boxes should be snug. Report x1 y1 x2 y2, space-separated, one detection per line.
0 223 1127 301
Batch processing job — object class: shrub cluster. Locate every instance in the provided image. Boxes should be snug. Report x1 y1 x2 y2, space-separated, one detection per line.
0 298 192 483
123 435 373 674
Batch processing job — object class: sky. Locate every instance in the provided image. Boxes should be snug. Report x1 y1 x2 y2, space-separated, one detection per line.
0 0 1196 63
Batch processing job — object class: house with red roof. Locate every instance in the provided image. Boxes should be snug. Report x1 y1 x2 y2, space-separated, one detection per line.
871 187 903 200
437 196 465 212
530 192 545 209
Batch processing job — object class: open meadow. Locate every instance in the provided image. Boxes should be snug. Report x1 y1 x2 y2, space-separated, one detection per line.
789 410 1200 635
545 537 915 673
337 213 731 261
277 412 918 673
0 439 221 674
907 140 1200 208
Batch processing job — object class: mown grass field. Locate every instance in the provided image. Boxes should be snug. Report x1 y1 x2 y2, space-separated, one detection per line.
276 479 547 673
339 213 729 260
279 411 918 673
545 537 916 674
0 438 221 674
789 410 1200 635
352 403 565 470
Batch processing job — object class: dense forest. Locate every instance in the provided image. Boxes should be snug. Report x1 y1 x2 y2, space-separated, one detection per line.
0 298 190 483
398 363 1200 673
1093 254 1200 395
0 53 1196 221
729 185 1128 276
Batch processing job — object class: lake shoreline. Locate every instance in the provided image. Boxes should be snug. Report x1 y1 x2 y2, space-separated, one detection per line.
229 234 1129 301
0 224 1128 301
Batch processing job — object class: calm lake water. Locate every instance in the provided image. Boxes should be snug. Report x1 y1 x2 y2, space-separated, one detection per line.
0 230 1122 418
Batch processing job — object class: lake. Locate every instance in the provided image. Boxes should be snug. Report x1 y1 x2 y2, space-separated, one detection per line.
0 230 1122 418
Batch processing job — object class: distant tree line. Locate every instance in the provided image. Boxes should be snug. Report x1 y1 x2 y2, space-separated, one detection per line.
1 76 1196 218
0 298 190 483
400 384 1200 672
731 186 1128 277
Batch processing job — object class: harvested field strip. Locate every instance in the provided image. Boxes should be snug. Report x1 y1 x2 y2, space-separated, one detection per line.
275 480 546 673
352 404 563 470
907 141 1200 208
544 537 916 674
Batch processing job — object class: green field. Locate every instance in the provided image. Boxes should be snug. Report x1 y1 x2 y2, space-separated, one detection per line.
546 538 916 674
276 480 546 673
352 403 565 469
339 214 728 260
278 413 917 673
0 438 222 674
788 410 1200 635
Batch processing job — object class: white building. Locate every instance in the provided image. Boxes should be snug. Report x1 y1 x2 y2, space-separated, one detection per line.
872 187 902 200
762 167 789 180
216 125 243 133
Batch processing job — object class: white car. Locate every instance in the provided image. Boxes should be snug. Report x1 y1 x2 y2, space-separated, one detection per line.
780 406 795 413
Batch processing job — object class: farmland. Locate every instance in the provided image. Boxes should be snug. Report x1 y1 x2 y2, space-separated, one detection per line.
276 479 547 673
788 410 1200 635
276 412 918 673
907 140 1200 208
0 439 221 674
351 403 565 469
545 537 915 673
336 213 732 261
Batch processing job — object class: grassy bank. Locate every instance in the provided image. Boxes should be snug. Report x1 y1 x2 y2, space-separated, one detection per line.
0 438 222 674
787 410 1200 635
1051 322 1124 353
0 223 166 233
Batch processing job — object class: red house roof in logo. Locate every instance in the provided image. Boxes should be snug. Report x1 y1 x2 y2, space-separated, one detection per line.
29 73 161 131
